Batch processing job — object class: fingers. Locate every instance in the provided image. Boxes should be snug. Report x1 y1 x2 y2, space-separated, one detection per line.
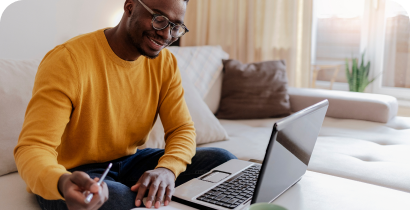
130 182 140 192
154 182 167 208
145 180 160 208
164 185 174 206
133 169 176 208
70 172 100 193
135 177 151 207
84 181 108 210
63 172 108 210
133 175 147 207
66 172 98 204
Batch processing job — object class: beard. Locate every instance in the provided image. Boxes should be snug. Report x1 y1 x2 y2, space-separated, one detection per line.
127 31 159 59
126 15 172 59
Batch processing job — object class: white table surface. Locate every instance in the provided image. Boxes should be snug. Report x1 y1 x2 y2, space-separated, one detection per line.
139 171 410 210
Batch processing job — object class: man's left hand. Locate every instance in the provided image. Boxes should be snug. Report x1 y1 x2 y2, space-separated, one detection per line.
131 168 176 209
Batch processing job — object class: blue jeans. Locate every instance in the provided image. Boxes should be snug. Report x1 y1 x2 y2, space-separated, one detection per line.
36 147 237 210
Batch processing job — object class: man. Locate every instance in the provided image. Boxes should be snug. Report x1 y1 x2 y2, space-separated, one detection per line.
14 0 236 209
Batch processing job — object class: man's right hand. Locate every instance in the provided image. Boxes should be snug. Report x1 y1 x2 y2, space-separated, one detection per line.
58 172 109 210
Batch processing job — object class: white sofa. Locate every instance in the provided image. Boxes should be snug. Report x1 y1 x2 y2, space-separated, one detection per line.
1 46 410 210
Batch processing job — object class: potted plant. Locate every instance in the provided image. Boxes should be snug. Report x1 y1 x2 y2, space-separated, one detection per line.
345 52 376 92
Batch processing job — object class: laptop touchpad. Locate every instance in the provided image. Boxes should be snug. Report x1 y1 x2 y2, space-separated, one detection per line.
201 171 231 183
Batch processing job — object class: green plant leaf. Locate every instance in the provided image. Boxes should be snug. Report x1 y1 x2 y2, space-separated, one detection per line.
345 58 353 91
365 61 371 78
352 58 358 92
345 50 376 92
359 52 365 91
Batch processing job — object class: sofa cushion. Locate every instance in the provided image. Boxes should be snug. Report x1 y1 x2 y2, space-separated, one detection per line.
168 46 229 98
0 59 41 176
141 72 229 149
199 117 410 193
288 87 398 123
216 59 291 119
0 172 41 210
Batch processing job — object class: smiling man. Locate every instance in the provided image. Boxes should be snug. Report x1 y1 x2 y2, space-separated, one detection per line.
13 0 236 209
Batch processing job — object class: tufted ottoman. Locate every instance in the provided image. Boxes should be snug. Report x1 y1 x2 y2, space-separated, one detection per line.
199 116 410 194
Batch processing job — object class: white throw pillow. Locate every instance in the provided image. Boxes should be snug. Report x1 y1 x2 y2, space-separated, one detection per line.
168 46 229 98
204 72 223 114
0 59 41 176
141 73 229 149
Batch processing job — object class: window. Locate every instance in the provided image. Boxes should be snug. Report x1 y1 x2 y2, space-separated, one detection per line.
312 0 365 89
381 1 410 88
312 0 410 99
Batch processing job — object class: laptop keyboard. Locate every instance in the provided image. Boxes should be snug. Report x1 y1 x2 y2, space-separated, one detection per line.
196 165 261 209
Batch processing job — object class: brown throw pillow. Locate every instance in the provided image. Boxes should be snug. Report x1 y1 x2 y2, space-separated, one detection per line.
216 59 291 119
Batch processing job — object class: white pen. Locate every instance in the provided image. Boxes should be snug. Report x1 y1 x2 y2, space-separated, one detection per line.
84 163 112 204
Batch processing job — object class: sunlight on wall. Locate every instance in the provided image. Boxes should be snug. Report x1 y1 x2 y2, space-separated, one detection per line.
386 0 409 17
0 0 124 59
111 9 123 27
0 0 60 60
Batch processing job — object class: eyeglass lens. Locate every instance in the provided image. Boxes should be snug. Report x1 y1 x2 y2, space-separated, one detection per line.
153 16 186 38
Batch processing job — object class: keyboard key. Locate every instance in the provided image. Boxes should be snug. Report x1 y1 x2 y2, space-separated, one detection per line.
195 167 261 208
215 194 226 200
221 197 231 202
205 191 214 195
213 191 223 196
228 198 239 204
223 203 231 208
216 202 225 206
208 195 216 199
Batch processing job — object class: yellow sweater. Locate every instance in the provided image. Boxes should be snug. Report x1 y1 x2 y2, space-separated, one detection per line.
14 29 196 200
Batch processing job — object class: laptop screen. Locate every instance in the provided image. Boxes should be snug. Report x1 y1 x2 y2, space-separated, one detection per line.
252 100 328 204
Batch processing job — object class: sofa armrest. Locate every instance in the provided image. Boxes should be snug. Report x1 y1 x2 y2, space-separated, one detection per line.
288 87 398 123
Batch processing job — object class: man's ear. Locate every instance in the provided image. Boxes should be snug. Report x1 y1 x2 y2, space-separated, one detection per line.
124 0 134 16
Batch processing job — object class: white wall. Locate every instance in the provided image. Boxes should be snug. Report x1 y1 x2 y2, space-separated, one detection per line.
0 0 124 60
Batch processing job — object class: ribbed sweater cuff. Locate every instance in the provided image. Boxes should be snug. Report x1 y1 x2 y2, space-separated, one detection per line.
156 156 188 179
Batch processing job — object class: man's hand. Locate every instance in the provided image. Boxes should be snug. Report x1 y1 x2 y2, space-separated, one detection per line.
58 172 109 210
131 168 176 209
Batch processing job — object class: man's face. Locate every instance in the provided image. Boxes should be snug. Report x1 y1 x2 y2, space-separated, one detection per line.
126 0 186 59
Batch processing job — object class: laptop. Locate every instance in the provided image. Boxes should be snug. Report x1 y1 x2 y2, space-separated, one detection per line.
172 100 329 210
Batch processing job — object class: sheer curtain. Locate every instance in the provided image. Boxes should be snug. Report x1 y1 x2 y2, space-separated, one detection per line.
181 0 313 87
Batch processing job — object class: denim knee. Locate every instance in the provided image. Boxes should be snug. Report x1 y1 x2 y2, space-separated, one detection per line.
98 180 137 210
196 147 237 164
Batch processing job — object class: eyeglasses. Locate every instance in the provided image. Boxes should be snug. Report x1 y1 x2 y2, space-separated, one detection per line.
137 0 189 38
